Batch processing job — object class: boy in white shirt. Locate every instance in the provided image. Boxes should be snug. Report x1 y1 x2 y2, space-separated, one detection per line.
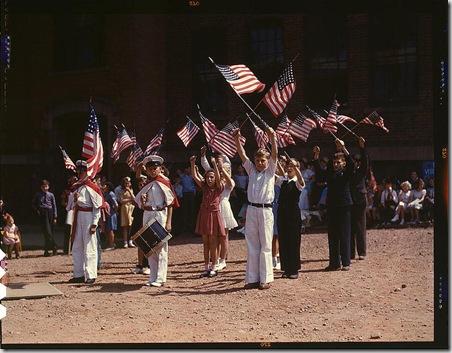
233 126 277 290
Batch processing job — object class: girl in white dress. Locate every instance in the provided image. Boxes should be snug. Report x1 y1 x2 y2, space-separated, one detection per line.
408 178 427 224
391 181 412 225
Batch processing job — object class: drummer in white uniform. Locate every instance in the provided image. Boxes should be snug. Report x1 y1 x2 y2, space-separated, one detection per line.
68 160 103 285
200 148 238 271
134 155 179 287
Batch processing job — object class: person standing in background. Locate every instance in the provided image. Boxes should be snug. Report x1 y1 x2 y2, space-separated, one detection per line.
32 179 58 257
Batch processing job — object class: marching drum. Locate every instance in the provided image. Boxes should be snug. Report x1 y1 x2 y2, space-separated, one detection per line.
131 219 172 257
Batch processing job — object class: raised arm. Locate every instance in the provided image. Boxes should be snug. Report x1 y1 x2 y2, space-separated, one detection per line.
190 156 204 188
233 128 248 164
200 145 211 172
211 158 223 189
294 165 305 190
266 127 278 163
218 160 234 189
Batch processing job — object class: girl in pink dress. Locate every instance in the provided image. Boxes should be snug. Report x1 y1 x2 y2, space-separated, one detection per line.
190 155 225 277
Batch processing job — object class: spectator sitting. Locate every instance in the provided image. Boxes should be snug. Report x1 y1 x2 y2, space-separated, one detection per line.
391 181 412 226
407 178 427 225
365 169 378 228
2 213 21 259
409 171 420 187
380 179 398 226
424 177 434 223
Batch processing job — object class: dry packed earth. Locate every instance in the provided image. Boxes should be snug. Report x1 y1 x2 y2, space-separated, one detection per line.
2 227 433 345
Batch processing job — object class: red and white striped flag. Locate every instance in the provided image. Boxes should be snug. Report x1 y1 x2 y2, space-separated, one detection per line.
325 99 339 132
59 145 76 171
249 117 269 148
81 105 104 178
177 118 200 147
263 62 296 117
337 115 357 124
275 115 296 148
290 114 317 142
111 125 134 162
362 111 389 133
126 143 144 170
307 106 338 133
215 64 265 95
144 129 164 156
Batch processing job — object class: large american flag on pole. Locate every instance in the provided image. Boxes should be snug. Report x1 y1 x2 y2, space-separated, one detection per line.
275 115 296 148
144 129 164 156
81 105 104 178
249 116 269 148
215 64 265 95
111 125 134 162
177 117 200 147
126 143 144 170
263 62 296 117
362 111 389 132
337 115 357 124
59 145 76 171
289 114 317 142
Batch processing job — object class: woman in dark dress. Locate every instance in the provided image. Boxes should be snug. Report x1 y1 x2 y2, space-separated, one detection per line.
277 158 305 279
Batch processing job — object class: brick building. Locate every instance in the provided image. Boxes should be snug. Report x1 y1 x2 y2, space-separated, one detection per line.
0 2 444 221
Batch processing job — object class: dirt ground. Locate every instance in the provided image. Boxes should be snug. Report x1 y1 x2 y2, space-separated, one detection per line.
2 226 433 346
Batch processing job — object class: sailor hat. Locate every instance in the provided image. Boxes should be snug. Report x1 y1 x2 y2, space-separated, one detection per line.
75 160 88 169
143 154 164 167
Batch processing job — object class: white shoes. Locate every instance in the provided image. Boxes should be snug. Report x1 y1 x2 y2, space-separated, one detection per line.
142 267 150 275
145 281 163 287
399 219 405 226
128 240 136 248
391 214 399 223
123 242 128 248
216 260 227 271
273 257 281 270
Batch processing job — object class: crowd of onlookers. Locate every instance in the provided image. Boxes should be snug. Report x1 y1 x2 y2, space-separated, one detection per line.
0 161 434 260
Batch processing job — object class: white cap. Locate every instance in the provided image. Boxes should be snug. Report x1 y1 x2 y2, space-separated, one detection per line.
142 154 164 166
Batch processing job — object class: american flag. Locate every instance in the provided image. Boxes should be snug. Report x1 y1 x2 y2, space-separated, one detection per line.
275 115 296 148
337 115 357 124
325 99 340 131
249 117 269 148
289 114 317 142
200 113 242 158
307 106 338 133
215 64 265 95
126 143 144 170
59 145 76 171
144 129 164 156
111 125 134 162
263 62 296 117
362 111 389 133
81 105 104 178
177 118 200 147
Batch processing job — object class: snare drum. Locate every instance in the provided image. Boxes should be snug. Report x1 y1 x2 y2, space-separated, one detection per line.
131 219 172 257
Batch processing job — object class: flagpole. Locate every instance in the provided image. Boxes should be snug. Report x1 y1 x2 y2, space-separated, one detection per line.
322 109 360 139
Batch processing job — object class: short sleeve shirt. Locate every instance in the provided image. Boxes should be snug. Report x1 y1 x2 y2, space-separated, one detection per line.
243 158 277 204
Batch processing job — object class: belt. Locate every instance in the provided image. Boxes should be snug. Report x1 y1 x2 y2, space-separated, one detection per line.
143 205 167 212
77 207 93 212
248 202 272 208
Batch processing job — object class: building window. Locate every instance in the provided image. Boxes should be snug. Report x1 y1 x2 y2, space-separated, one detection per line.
370 14 418 104
192 27 227 114
54 14 105 71
249 20 284 83
304 15 348 107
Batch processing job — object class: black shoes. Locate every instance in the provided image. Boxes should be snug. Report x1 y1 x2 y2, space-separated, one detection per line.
53 248 58 256
85 278 96 284
68 277 85 283
324 265 342 272
44 251 51 257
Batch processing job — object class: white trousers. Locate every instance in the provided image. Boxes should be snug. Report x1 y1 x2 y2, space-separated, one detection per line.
143 210 168 284
72 211 98 280
244 206 274 284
